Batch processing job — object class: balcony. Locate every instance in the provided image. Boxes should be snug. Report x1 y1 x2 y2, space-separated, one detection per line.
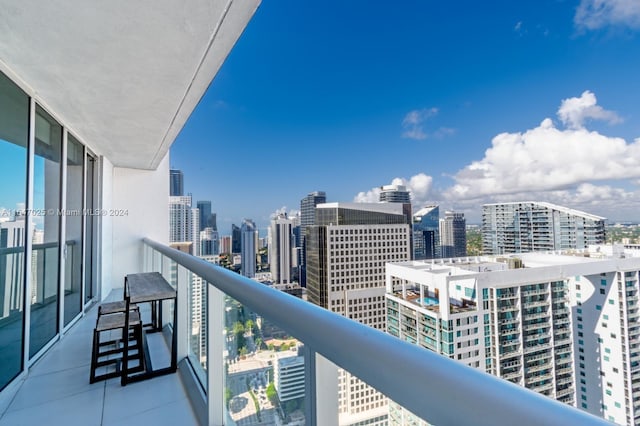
0 296 197 425
523 321 550 331
502 371 522 381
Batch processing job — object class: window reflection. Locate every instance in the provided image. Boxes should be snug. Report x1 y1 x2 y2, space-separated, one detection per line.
64 135 83 326
0 71 29 390
29 106 62 358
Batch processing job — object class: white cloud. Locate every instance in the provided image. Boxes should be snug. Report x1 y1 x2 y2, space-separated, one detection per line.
354 187 381 203
433 127 456 139
401 108 439 140
402 127 428 140
575 0 640 30
270 206 299 219
446 92 640 200
557 91 621 129
514 21 523 32
354 173 434 206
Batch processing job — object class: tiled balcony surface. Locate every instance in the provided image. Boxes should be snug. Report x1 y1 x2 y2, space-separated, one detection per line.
0 292 198 426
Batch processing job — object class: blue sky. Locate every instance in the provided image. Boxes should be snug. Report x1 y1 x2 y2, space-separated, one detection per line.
170 0 640 233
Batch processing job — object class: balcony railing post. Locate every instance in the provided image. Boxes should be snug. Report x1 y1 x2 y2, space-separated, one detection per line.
311 353 339 426
176 265 189 361
143 242 151 273
207 284 225 426
304 346 316 425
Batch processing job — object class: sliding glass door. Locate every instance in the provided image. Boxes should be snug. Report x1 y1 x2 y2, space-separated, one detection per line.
0 71 29 391
63 135 84 326
84 153 97 304
29 106 62 358
0 68 100 388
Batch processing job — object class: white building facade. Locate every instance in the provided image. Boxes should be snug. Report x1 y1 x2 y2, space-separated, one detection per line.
269 214 295 284
385 246 640 426
274 351 306 402
482 201 606 255
169 195 200 256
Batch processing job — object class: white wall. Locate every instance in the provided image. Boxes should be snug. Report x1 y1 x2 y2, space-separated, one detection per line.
105 153 169 296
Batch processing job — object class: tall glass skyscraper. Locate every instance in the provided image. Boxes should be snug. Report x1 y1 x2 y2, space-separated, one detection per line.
299 191 326 287
440 211 466 258
231 224 241 254
169 168 184 196
196 200 216 232
240 219 256 278
413 205 440 259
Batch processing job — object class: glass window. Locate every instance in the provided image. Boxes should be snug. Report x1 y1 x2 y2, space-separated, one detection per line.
0 71 29 390
63 135 83 326
29 105 62 358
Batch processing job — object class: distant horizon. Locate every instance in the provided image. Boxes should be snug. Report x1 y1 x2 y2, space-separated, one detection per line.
169 184 640 236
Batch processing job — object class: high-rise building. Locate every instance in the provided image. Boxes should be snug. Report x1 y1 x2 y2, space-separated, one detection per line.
299 191 326 287
240 219 256 278
307 202 411 425
301 191 327 232
169 195 200 256
169 169 184 196
439 211 466 258
273 349 305 403
413 205 440 260
378 184 412 227
482 202 606 255
379 184 410 204
220 235 232 254
200 227 219 256
210 213 217 232
231 224 241 254
196 200 216 232
385 245 640 426
269 213 294 284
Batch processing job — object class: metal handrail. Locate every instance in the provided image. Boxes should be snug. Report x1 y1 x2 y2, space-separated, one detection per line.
0 240 76 256
143 238 608 426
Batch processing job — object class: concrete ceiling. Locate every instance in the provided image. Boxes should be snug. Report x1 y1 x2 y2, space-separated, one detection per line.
0 0 260 169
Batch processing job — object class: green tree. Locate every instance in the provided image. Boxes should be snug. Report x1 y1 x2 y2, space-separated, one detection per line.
232 321 245 335
245 319 254 335
233 321 246 352
225 388 233 408
266 382 278 406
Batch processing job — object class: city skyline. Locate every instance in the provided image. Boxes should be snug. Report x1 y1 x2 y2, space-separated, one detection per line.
169 1 640 232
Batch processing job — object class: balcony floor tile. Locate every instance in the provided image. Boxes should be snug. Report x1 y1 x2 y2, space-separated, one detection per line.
0 386 104 426
0 294 198 426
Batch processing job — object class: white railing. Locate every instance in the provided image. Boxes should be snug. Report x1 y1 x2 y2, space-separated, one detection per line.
143 238 609 426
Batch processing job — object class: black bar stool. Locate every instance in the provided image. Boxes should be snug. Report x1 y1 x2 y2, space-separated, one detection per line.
89 310 145 384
